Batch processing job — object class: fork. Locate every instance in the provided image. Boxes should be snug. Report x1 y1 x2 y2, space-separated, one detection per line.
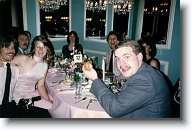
75 97 87 103
50 80 63 87
86 99 93 109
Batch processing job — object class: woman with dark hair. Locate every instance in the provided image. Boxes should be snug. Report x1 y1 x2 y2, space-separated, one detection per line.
62 31 83 59
139 36 160 70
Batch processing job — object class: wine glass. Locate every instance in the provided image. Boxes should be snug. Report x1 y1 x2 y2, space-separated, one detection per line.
80 75 89 93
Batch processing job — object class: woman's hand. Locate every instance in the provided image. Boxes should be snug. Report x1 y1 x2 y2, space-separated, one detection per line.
47 98 53 103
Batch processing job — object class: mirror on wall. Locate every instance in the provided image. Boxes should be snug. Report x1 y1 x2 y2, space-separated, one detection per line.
141 0 176 49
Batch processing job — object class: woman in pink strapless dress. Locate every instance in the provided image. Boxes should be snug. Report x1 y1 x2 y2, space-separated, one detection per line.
11 35 55 117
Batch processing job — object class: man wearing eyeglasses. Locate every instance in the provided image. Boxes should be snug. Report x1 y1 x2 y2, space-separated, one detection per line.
16 31 29 55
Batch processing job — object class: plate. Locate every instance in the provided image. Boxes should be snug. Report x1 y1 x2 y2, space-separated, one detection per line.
63 79 72 86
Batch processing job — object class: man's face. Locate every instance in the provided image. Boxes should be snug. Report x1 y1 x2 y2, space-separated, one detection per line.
108 34 118 50
0 42 15 62
115 46 143 78
18 34 29 50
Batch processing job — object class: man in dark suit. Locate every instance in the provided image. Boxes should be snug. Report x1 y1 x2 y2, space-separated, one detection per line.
82 40 171 118
0 37 19 118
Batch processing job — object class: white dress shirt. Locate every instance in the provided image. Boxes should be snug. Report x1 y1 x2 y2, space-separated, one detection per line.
0 62 19 105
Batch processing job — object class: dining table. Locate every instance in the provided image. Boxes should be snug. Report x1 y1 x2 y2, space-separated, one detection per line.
45 68 111 118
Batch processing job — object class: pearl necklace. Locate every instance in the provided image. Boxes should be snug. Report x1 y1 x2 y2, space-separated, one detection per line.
33 55 43 63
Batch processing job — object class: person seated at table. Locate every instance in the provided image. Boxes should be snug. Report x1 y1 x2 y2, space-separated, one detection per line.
62 31 83 59
105 31 125 83
16 31 30 55
138 36 160 70
82 40 171 118
10 35 54 117
0 36 19 118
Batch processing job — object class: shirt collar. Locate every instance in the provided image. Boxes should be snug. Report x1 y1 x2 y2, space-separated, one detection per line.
18 47 25 54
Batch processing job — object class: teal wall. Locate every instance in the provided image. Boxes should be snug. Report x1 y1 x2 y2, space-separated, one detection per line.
26 0 180 85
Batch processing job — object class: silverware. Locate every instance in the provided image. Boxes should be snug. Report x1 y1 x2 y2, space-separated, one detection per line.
86 99 93 109
50 80 64 87
75 97 87 103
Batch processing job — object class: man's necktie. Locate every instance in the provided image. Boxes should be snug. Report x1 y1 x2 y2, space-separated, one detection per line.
2 63 11 104
109 50 113 73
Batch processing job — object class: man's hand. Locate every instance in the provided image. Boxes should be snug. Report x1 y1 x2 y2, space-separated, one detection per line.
82 65 98 81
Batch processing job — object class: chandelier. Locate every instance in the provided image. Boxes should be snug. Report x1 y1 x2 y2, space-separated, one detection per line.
39 0 68 12
86 0 134 14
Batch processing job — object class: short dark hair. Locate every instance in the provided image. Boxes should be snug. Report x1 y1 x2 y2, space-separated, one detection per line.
106 31 119 42
116 40 143 55
24 30 31 39
17 31 28 40
0 36 17 50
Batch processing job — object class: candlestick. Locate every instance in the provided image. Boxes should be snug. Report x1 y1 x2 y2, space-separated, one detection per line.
102 59 105 81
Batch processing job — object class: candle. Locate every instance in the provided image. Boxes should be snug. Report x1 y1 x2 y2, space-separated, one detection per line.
102 59 105 81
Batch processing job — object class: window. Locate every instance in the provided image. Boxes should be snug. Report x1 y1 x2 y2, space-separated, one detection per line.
113 13 129 40
0 0 23 37
141 0 176 49
142 0 171 43
86 10 106 38
39 0 69 38
85 0 132 41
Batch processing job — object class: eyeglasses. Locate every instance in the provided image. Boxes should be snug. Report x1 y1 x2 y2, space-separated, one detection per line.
19 38 29 42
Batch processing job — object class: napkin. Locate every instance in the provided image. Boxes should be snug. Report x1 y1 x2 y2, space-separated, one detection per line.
48 68 58 75
55 83 72 91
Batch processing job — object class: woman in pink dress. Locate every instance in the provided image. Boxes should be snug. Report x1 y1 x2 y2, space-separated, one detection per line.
12 35 55 117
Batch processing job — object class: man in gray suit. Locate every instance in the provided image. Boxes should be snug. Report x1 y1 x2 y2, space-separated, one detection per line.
82 40 171 118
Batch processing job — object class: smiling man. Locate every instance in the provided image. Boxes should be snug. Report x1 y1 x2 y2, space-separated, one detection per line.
82 40 171 118
0 36 19 118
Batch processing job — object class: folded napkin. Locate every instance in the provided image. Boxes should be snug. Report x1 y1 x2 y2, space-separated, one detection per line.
48 68 58 75
55 83 72 91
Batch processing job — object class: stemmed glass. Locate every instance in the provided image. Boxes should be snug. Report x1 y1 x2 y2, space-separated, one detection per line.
80 74 89 93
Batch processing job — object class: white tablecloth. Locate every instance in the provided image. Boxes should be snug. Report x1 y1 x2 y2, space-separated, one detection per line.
46 68 110 118
48 91 110 118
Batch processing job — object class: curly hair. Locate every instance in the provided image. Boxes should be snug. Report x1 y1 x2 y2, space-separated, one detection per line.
30 35 55 65
138 36 157 58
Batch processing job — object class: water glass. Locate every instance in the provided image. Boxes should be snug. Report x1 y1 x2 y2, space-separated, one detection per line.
74 82 82 99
